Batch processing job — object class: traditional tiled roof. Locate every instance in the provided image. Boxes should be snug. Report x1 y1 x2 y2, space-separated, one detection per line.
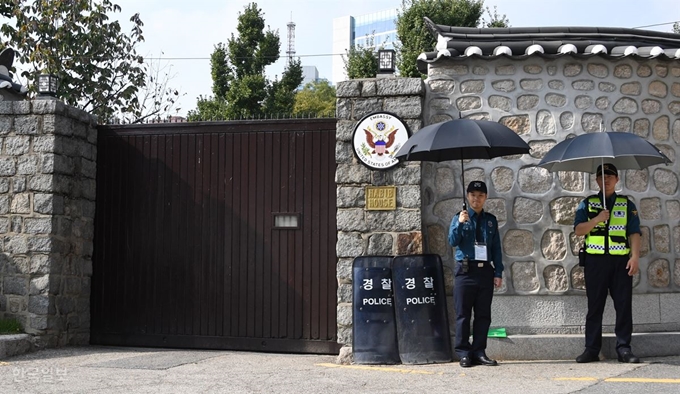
417 17 680 73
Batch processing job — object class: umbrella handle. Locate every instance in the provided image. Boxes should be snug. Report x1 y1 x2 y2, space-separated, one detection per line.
601 156 606 211
405 144 417 161
461 158 466 210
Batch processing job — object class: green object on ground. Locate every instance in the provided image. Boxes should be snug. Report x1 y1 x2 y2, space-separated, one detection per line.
488 327 507 338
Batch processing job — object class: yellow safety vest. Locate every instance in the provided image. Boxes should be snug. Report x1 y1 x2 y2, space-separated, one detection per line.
585 196 630 255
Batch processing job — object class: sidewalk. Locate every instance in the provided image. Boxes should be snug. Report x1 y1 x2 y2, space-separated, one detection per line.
1 346 679 394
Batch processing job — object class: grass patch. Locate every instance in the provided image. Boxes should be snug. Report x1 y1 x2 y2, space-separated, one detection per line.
0 318 23 334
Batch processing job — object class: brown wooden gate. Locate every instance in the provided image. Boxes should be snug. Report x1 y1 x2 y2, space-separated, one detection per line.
91 119 339 354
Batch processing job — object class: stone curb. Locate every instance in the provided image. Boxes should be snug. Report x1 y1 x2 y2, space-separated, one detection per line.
0 334 34 360
339 331 680 363
487 332 680 361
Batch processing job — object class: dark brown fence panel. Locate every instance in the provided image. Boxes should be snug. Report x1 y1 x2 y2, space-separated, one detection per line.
91 120 339 354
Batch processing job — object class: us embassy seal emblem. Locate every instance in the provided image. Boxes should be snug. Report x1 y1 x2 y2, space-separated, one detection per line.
352 112 410 170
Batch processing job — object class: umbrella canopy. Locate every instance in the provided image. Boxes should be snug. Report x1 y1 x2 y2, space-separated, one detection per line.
394 119 530 163
537 131 671 173
538 131 672 211
395 119 530 210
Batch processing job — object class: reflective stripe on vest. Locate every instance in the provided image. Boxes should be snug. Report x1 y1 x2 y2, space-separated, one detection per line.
585 196 630 255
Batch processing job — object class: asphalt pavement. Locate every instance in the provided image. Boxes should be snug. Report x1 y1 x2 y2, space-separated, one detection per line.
1 346 679 394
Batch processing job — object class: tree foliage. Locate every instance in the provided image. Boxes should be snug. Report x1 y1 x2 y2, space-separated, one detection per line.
293 79 336 117
0 2 14 18
188 2 302 120
190 94 229 121
396 0 485 78
343 34 381 79
0 0 177 123
210 43 231 99
263 59 303 115
674 22 680 34
482 5 510 28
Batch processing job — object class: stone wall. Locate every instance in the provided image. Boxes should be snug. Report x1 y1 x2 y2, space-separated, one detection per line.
335 78 426 347
0 99 96 348
336 57 680 353
423 56 680 333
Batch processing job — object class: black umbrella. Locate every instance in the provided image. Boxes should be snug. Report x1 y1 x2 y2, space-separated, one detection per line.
395 119 530 208
537 131 671 209
537 131 671 173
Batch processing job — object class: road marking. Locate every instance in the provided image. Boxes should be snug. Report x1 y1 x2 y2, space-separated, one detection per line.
605 378 680 384
554 377 680 384
316 363 443 375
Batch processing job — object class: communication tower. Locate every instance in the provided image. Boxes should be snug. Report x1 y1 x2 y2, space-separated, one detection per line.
286 13 295 64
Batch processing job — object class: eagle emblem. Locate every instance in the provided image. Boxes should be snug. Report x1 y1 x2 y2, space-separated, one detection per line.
352 112 409 170
364 121 398 156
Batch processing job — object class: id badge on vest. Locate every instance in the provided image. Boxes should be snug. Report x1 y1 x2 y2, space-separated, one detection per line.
474 243 487 261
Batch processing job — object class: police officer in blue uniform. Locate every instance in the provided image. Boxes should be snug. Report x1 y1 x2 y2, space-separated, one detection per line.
574 163 641 364
448 181 503 367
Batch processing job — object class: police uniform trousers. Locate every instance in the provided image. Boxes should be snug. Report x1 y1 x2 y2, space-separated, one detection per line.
583 253 633 354
454 259 495 358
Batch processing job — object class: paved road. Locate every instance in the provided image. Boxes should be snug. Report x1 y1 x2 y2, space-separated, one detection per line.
1 346 679 393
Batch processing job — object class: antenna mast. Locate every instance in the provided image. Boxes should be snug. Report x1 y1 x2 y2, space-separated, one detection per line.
286 13 295 64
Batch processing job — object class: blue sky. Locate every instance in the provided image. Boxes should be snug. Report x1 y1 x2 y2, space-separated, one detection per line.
112 0 680 117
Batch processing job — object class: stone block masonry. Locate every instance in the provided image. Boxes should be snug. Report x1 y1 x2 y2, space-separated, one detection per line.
335 78 426 348
0 99 96 349
336 59 680 361
424 57 680 302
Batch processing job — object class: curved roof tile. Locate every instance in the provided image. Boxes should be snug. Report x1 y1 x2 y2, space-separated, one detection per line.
418 17 680 73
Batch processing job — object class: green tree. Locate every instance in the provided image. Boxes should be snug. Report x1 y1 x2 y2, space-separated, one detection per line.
674 22 679 34
210 43 231 99
0 0 173 123
263 58 303 115
293 79 336 117
483 5 510 28
189 44 231 120
191 94 229 121
343 34 380 79
188 2 302 120
396 0 485 78
0 2 15 18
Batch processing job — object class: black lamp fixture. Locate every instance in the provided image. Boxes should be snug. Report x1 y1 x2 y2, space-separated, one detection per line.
37 74 59 97
377 49 396 74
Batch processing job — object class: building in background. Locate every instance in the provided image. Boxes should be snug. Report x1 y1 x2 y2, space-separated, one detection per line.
300 65 320 89
289 15 322 90
331 9 399 84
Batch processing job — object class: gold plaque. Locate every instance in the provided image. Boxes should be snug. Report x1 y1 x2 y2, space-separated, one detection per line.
365 186 396 211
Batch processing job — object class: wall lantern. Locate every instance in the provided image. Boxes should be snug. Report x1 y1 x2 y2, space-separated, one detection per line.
377 49 396 74
37 74 59 97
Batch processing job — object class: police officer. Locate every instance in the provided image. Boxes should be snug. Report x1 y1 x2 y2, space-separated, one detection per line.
448 181 503 368
574 163 641 364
